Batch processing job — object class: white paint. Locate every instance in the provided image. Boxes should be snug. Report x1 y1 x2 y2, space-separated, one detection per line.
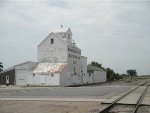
93 71 106 83
87 70 106 84
15 62 37 86
80 56 88 84
13 28 106 86
37 33 68 63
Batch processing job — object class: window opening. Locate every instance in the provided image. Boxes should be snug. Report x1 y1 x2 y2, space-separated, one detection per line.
51 38 54 44
51 73 54 77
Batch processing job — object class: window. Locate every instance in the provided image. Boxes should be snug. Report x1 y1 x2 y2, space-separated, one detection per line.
33 73 35 77
51 38 54 44
89 73 91 76
51 73 54 77
6 76 9 80
69 54 73 58
68 34 70 39
73 61 76 64
74 67 76 74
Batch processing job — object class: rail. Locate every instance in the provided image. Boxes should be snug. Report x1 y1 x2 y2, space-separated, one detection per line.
132 85 149 113
99 80 149 113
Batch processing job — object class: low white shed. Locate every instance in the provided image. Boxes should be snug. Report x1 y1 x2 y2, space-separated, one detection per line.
87 66 106 84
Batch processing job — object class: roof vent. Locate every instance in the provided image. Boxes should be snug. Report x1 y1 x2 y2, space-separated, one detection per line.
73 40 76 45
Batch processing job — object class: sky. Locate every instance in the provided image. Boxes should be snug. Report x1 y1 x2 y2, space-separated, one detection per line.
0 0 150 75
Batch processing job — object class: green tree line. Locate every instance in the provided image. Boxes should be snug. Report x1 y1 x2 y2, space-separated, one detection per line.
89 61 137 81
0 62 3 72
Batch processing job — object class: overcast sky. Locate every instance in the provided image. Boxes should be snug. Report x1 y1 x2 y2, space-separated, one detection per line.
0 0 150 75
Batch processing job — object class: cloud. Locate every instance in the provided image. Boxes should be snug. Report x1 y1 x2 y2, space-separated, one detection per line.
0 0 150 75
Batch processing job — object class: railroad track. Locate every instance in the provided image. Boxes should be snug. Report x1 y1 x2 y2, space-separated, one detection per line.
99 81 150 113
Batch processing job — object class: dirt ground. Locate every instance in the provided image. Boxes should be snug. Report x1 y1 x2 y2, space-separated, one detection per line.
0 101 104 113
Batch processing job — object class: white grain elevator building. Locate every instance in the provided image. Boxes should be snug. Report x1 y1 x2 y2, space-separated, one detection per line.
33 27 88 86
0 27 106 86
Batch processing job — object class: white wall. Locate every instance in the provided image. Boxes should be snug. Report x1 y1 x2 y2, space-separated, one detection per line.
60 65 71 86
45 73 60 86
60 64 83 86
15 69 27 86
27 73 60 86
15 63 28 86
15 62 37 86
38 33 67 63
87 71 106 84
65 62 82 85
80 56 88 84
59 61 84 86
88 73 94 84
28 62 38 71
67 45 83 85
93 71 106 83
37 29 85 86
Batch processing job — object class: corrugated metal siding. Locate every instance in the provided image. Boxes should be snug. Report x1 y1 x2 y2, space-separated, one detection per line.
15 69 27 86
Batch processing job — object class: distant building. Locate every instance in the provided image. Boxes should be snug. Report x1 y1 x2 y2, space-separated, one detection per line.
0 27 106 86
87 65 106 84
0 61 37 86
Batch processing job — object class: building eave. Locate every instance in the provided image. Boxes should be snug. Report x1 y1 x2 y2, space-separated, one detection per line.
37 32 54 47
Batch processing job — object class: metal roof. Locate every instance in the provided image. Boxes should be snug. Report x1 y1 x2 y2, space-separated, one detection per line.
0 61 37 74
33 63 67 74
53 27 68 33
87 65 106 72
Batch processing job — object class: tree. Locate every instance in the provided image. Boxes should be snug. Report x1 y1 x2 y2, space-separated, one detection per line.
89 61 122 81
89 61 105 70
127 69 137 79
0 62 3 72
90 61 102 68
114 73 122 80
106 68 114 81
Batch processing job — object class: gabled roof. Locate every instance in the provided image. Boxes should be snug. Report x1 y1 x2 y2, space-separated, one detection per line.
38 27 70 47
66 27 72 34
37 31 68 47
53 33 69 45
14 61 37 67
53 26 69 33
37 30 81 50
87 65 106 72
0 61 37 74
33 63 67 74
37 32 53 47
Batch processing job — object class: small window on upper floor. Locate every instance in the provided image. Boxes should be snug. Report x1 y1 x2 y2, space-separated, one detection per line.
51 73 54 77
74 67 76 73
51 38 54 44
68 34 70 39
89 73 91 76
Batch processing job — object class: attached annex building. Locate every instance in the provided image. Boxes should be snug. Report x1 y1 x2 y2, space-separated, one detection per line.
0 27 106 86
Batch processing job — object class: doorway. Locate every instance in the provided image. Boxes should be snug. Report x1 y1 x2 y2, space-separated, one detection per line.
6 75 9 86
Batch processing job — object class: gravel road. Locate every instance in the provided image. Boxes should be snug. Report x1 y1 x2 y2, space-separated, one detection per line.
0 101 101 113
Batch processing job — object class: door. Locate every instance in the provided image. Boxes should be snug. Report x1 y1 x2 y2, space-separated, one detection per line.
16 70 26 85
6 75 9 86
